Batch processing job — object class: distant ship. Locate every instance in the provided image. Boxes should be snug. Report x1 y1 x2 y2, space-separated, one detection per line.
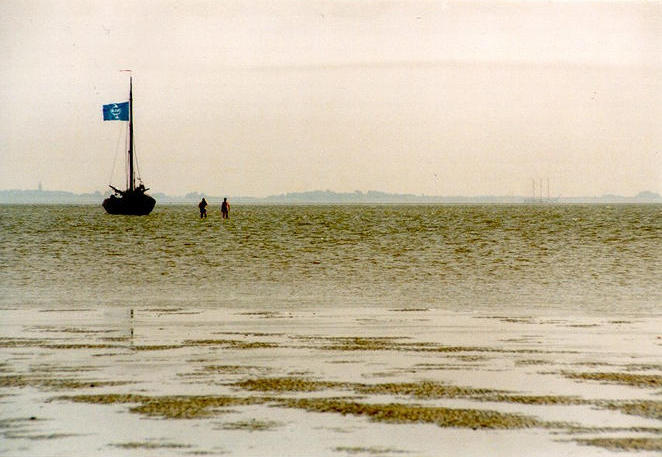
102 75 156 215
524 178 560 204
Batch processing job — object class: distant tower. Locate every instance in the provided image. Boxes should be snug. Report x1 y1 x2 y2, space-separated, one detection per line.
38 182 42 192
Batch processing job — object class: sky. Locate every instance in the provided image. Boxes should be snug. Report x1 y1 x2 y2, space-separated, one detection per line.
1 0 660 198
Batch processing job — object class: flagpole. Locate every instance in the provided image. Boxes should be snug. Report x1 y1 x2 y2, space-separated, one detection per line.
120 70 134 192
128 75 134 191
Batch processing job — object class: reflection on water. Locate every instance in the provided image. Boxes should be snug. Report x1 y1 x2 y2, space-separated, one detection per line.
1 204 660 313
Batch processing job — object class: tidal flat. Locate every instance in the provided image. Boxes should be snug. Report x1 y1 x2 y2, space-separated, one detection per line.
0 306 660 456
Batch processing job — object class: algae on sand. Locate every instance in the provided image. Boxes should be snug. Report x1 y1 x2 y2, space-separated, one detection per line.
576 437 662 452
277 398 545 429
562 371 662 388
601 400 662 420
218 419 283 431
60 394 268 419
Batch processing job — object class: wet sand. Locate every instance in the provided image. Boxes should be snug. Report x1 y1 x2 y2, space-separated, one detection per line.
1 306 660 456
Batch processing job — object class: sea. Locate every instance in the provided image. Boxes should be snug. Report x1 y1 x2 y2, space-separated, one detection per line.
1 203 660 315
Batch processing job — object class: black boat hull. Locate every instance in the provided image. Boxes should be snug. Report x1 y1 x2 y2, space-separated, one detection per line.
102 192 156 215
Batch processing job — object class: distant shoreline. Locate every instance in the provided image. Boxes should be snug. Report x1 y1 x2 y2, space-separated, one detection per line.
1 189 660 205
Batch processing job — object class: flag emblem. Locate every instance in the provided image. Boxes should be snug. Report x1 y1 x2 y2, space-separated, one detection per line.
102 102 129 121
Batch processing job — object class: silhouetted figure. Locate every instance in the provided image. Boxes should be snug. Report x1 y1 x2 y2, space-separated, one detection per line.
221 197 230 219
198 198 208 218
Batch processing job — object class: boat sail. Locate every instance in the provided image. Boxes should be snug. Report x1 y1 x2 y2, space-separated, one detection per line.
102 75 156 215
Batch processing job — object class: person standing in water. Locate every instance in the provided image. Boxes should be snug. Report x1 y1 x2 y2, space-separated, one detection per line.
198 197 208 218
221 197 230 219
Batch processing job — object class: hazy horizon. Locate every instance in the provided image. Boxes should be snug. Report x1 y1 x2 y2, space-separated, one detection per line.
1 0 660 198
2 186 660 204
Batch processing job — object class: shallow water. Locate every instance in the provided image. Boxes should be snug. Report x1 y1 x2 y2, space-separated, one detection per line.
1 204 660 313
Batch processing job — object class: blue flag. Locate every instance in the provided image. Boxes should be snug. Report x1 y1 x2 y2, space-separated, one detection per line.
102 102 129 121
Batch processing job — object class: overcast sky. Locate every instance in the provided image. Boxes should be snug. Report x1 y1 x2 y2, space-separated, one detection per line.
1 0 660 197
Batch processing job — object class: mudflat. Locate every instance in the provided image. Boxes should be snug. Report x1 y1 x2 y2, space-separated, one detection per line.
1 306 660 456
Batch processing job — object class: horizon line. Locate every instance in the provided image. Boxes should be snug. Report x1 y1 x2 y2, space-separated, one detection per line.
1 188 660 201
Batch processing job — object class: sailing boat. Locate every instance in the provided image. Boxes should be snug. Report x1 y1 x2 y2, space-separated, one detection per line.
102 75 156 215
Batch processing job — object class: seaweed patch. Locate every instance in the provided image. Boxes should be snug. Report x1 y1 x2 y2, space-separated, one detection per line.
575 437 662 452
562 371 662 388
276 398 546 429
59 394 268 419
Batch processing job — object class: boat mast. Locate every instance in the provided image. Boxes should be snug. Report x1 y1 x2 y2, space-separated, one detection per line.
128 76 135 191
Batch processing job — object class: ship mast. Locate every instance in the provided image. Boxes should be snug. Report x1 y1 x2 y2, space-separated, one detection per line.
128 76 135 191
